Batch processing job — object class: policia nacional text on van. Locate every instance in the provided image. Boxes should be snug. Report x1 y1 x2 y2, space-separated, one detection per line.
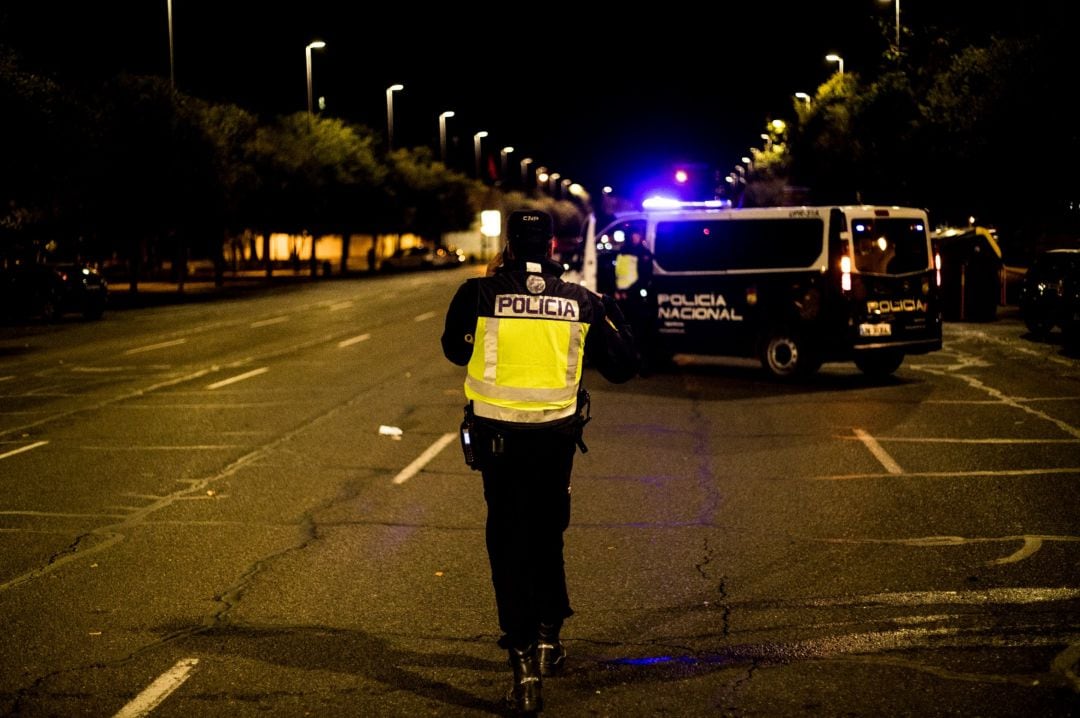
441 210 638 714
583 203 944 379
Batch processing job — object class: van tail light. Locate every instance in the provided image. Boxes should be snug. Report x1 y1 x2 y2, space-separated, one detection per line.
840 255 852 292
934 252 942 287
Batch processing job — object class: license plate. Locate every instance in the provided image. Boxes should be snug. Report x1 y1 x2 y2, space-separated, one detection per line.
859 323 892 337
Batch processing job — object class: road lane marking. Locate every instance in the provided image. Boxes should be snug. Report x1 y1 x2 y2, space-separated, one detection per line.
0 440 48 461
124 338 188 355
816 534 1080 565
206 367 269 390
914 354 1080 439
113 657 199 718
414 311 436 322
392 432 457 484
0 376 13 383
338 333 371 348
853 428 903 474
329 301 353 311
250 316 289 328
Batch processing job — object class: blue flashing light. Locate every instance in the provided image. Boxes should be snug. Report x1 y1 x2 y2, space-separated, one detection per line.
642 197 732 210
642 196 682 209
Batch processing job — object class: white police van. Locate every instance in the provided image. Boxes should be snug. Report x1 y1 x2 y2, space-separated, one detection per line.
577 202 943 379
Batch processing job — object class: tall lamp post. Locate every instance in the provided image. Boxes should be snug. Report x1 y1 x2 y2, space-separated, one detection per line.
826 53 844 77
305 41 326 117
880 0 900 55
500 146 514 184
473 131 488 179
166 0 175 89
386 84 403 150
438 111 455 164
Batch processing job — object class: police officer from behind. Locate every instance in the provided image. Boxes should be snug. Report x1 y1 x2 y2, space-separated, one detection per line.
442 210 638 714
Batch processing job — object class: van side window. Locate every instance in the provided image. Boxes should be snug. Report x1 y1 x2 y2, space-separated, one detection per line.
654 218 824 271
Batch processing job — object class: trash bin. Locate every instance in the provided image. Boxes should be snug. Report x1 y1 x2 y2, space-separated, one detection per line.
932 226 1003 322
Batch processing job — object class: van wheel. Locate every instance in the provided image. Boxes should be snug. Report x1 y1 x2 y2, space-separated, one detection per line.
854 350 904 377
759 327 820 379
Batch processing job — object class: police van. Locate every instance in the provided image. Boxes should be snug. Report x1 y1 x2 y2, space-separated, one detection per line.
577 203 943 379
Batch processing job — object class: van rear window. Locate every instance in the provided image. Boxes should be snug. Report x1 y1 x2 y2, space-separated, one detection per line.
654 218 824 271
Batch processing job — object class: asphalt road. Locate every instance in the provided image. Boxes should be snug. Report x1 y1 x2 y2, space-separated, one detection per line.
1 267 1078 717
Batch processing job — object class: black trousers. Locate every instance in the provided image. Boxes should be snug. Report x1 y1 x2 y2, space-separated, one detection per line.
478 423 577 650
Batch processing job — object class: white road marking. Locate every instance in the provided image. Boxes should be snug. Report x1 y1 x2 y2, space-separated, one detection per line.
0 441 49 461
329 301 353 311
338 333 371 348
206 367 269 390
113 657 199 718
392 432 457 485
250 316 289 328
853 428 903 474
124 338 188 355
0 376 13 383
413 311 436 322
816 534 1080 565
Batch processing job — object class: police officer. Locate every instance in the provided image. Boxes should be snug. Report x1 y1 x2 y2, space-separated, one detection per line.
441 210 638 714
614 229 655 372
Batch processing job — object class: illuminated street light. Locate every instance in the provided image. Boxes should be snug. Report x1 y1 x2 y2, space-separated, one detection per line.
438 111 455 164
305 41 326 117
473 130 488 179
549 172 560 196
500 146 514 182
794 91 811 104
826 53 844 77
386 84 403 150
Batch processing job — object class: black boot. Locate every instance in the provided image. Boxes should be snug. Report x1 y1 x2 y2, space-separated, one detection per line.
537 622 565 677
505 643 543 714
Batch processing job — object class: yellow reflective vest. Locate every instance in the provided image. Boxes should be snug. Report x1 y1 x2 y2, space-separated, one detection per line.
465 263 593 424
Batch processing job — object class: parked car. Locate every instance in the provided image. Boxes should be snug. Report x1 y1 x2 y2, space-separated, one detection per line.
1018 248 1080 338
380 245 465 272
0 261 108 321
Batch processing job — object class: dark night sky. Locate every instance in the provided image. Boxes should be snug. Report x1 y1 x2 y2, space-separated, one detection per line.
0 1 1066 200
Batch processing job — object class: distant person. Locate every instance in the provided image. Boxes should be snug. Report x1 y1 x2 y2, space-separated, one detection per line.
614 230 655 371
441 210 639 714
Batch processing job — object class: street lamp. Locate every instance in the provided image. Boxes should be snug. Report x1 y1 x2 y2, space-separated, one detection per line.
794 91 811 104
438 111 455 164
549 172 560 196
880 0 900 55
473 130 488 179
305 41 326 117
520 157 533 188
386 84 403 150
826 53 844 77
500 146 514 183
166 0 175 89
